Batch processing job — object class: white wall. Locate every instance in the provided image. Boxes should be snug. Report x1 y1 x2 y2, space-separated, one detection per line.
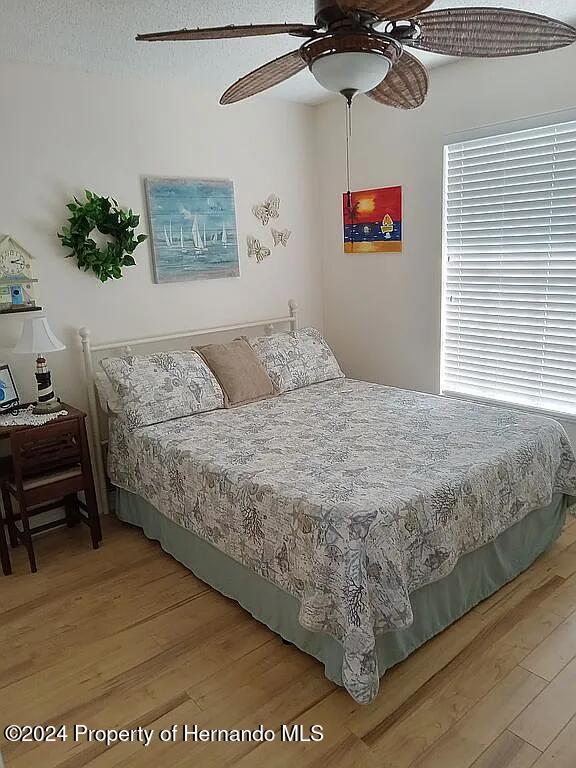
3 49 575 442
0 59 323 410
316 43 576 443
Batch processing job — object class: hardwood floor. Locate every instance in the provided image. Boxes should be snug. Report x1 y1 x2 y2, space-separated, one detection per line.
1 513 576 768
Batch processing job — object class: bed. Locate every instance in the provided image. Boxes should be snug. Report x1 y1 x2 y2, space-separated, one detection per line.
80 301 576 705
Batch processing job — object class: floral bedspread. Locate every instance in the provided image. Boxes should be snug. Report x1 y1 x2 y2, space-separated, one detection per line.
108 379 576 703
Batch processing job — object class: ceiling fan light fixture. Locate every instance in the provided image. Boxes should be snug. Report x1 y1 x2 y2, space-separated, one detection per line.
137 3 576 108
302 33 401 97
310 50 391 94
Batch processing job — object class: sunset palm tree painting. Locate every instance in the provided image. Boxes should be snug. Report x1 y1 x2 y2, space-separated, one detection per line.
343 186 402 254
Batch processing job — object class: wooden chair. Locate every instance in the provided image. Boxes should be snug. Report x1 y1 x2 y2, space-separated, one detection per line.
0 457 13 576
0 511 10 575
1 419 102 573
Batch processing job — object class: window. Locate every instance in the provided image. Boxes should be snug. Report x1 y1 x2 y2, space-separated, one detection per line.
442 119 576 419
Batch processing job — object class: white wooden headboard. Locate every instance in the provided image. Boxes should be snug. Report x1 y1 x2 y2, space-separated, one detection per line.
79 299 299 515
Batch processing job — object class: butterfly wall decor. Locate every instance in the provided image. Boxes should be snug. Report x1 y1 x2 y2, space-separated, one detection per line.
252 194 280 227
271 228 291 247
247 235 271 263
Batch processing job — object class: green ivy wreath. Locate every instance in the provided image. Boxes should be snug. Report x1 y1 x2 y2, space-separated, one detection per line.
58 190 147 282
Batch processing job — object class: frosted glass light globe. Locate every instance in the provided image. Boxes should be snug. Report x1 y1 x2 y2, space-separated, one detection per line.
310 51 391 94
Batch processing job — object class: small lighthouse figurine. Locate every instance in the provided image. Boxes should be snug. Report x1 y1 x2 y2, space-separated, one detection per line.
13 313 65 413
34 355 59 412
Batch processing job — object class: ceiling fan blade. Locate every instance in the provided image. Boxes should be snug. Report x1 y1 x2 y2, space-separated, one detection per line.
336 1 434 21
409 8 576 57
137 23 317 43
367 50 428 109
220 50 307 104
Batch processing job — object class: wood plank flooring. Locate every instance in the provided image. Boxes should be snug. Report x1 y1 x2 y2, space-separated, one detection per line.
1 514 576 768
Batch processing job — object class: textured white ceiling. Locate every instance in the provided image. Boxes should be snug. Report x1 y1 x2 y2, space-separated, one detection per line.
3 0 576 104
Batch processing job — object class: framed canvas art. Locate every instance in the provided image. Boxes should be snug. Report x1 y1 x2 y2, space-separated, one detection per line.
144 177 240 282
343 186 402 253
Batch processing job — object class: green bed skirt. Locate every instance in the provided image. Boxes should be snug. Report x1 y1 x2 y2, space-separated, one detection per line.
115 488 567 688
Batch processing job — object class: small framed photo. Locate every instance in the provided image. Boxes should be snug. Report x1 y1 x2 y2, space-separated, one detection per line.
0 364 19 410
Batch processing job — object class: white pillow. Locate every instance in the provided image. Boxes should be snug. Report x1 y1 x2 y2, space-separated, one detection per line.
99 350 224 427
248 328 343 393
94 368 121 413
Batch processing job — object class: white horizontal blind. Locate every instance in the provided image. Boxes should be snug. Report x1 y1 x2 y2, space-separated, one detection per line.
442 119 576 418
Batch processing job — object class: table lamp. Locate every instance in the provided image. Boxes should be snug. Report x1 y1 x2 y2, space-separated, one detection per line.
13 312 65 413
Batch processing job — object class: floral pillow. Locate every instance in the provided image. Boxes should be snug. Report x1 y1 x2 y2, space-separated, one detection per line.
248 327 343 393
99 351 224 427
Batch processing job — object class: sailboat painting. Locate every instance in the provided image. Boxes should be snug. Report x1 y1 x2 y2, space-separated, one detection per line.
144 177 240 282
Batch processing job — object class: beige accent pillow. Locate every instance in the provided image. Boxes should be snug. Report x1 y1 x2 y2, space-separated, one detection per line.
195 338 275 408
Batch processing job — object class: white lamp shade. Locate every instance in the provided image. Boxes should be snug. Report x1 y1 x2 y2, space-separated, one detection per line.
310 51 391 94
13 313 65 354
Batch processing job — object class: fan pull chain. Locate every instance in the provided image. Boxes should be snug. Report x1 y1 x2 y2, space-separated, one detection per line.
345 96 354 246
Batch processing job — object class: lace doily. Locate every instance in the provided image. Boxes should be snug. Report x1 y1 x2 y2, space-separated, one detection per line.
0 406 68 427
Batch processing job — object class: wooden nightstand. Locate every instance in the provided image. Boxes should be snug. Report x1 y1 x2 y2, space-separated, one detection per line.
0 403 102 574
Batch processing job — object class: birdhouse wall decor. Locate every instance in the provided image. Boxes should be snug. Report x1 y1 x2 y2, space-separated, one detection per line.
0 235 40 314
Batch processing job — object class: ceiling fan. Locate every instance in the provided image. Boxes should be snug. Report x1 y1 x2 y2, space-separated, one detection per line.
137 1 576 110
